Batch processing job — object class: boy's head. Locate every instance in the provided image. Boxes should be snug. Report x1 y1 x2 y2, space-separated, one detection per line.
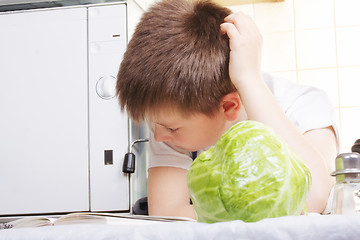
116 0 235 122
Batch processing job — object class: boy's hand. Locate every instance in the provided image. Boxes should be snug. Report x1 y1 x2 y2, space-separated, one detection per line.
220 12 263 88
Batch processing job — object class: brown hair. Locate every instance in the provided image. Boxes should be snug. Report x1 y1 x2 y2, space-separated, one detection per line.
116 0 236 122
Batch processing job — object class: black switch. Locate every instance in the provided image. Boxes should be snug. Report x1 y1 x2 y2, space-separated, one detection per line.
104 150 113 165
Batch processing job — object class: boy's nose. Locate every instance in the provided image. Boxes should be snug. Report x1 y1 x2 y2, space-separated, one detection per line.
154 125 172 142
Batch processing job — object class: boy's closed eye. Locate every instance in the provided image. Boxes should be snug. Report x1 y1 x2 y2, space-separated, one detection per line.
155 122 180 133
167 127 179 133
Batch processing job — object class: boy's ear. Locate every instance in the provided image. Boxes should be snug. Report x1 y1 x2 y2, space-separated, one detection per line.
220 92 241 121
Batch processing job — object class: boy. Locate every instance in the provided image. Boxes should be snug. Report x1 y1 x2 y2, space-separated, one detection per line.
116 0 338 219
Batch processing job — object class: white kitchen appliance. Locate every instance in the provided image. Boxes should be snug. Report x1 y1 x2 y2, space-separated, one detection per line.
0 0 148 217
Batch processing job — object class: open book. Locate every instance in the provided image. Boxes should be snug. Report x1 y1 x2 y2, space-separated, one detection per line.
0 212 195 229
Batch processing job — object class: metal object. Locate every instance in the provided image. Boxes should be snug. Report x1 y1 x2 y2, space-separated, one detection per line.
331 152 360 214
123 138 149 174
331 153 360 181
0 0 123 12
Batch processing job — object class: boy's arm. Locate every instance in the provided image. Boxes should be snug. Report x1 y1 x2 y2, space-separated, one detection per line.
148 166 196 219
220 12 337 212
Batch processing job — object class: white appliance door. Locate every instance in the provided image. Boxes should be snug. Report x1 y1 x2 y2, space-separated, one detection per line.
88 4 130 212
0 8 89 214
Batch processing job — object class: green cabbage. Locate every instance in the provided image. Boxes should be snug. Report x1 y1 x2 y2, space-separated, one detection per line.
187 120 311 223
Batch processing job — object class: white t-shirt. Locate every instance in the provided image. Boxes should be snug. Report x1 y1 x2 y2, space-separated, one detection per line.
148 73 339 170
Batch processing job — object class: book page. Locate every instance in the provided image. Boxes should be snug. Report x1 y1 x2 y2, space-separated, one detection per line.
2 216 55 229
1 213 195 229
54 212 195 226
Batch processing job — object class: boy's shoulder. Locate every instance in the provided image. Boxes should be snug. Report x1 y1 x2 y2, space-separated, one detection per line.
262 72 328 112
263 72 336 136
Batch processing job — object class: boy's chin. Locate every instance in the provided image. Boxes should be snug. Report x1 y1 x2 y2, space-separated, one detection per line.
170 142 213 152
172 144 198 152
180 145 208 152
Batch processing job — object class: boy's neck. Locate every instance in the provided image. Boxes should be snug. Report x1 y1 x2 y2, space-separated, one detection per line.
223 106 248 135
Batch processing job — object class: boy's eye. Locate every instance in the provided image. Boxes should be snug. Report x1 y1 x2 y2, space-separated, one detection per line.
167 127 179 133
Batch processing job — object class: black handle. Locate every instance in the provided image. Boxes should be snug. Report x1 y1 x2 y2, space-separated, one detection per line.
123 152 135 173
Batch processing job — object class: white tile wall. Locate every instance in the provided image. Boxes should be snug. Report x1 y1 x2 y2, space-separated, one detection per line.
228 0 360 152
294 0 334 29
338 67 360 107
335 0 360 27
336 26 360 66
340 107 360 152
253 1 294 33
262 31 296 72
295 28 337 69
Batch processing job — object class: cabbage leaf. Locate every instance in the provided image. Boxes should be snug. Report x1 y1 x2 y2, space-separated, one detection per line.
187 120 311 223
